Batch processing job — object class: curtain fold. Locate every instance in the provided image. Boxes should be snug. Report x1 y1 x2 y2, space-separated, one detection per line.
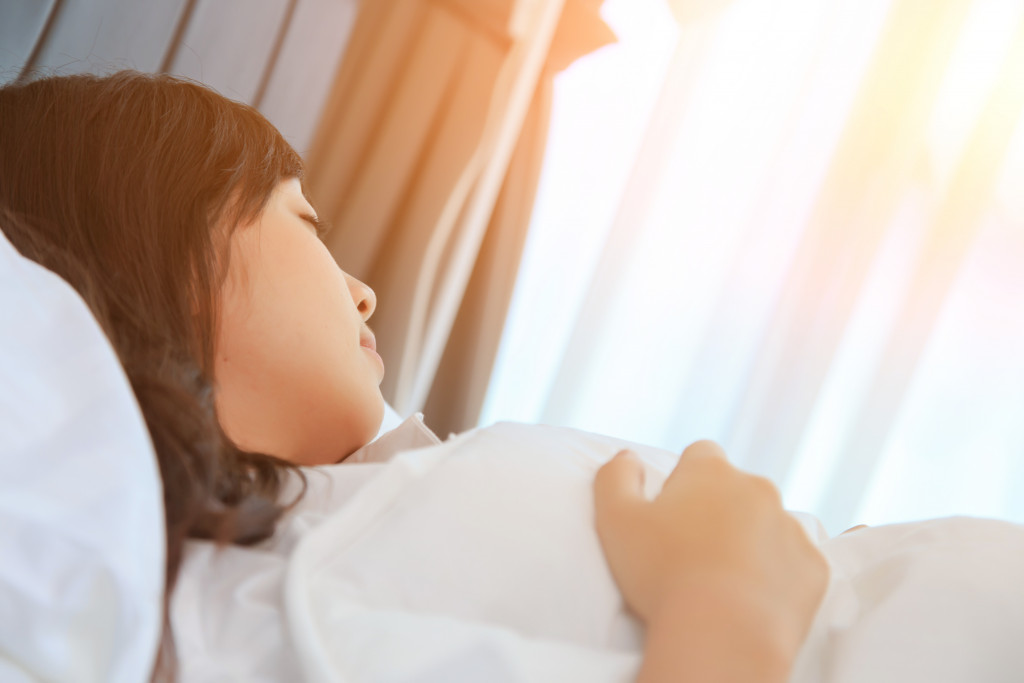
725 0 974 483
815 14 1024 526
424 78 553 434
306 0 613 433
484 0 1024 533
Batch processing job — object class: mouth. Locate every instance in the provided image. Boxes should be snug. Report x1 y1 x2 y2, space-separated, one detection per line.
360 329 385 378
359 330 377 353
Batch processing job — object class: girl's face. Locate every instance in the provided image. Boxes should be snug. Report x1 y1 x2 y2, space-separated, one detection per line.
213 178 385 465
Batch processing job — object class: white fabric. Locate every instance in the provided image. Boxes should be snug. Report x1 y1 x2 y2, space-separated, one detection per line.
171 415 441 682
173 418 1024 682
375 401 404 439
794 517 1024 682
0 229 165 682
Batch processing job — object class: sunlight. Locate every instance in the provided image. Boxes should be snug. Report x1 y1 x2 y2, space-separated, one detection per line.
927 0 1024 191
481 0 1024 532
480 0 678 426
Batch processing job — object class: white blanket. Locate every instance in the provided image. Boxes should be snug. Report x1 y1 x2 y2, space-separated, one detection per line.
172 421 1024 682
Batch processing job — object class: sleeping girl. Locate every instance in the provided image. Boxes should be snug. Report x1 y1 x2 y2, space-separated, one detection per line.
2 71 1022 683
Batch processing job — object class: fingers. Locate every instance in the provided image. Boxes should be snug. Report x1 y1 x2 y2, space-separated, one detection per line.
661 441 787 524
594 450 645 527
596 442 782 523
681 439 729 461
595 449 645 502
663 439 731 489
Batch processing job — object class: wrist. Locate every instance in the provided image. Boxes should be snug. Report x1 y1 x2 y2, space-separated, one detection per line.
639 576 797 683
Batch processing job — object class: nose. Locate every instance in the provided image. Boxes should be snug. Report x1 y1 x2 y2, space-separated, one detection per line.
345 272 377 321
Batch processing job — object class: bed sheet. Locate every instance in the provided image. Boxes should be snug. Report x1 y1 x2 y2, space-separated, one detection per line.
172 421 1024 682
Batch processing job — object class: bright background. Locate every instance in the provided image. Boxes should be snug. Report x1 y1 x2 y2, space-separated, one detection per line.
482 0 1024 535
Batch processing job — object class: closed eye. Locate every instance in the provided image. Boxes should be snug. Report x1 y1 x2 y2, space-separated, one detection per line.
299 213 332 239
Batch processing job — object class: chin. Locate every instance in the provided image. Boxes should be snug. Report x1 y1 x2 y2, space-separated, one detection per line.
299 395 388 465
350 396 386 448
366 395 386 437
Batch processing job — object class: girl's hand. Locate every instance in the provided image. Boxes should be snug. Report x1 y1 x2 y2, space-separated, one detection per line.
593 441 829 682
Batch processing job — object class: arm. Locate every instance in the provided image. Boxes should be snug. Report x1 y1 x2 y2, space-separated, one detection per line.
593 442 828 683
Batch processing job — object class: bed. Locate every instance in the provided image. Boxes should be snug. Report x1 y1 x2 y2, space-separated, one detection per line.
3 227 1024 682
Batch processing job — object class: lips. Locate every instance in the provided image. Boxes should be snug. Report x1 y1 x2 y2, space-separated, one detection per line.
359 330 377 353
360 329 385 378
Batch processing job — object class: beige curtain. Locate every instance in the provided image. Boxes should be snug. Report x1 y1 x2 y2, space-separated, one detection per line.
305 0 613 434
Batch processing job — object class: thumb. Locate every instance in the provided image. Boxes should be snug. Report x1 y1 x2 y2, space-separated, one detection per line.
594 450 646 525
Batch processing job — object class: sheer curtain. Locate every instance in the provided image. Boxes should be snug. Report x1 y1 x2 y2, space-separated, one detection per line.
482 0 1024 534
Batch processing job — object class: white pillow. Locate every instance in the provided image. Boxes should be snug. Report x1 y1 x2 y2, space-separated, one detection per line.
0 228 164 682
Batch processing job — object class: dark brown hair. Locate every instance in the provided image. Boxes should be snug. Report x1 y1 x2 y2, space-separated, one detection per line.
0 71 308 680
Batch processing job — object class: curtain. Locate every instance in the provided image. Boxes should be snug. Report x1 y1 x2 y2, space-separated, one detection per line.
305 0 613 435
483 0 1024 534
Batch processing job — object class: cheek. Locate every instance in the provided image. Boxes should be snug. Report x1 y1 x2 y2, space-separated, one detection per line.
214 240 380 461
223 253 356 372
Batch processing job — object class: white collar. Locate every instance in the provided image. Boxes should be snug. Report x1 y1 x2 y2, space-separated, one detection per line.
338 413 441 465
